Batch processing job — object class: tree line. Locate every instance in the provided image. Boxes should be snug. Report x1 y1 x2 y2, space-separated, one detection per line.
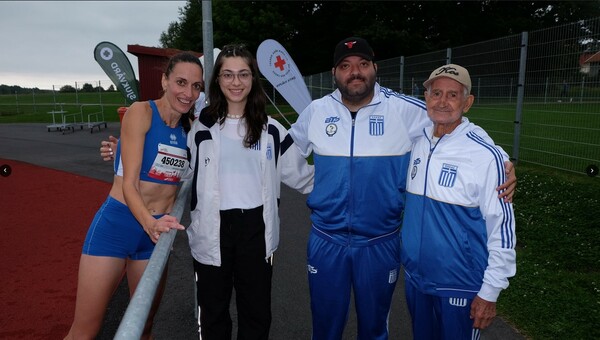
0 84 116 95
58 84 116 93
159 0 600 75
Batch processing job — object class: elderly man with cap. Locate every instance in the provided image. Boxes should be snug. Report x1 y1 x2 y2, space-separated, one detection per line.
290 38 515 340
401 64 517 340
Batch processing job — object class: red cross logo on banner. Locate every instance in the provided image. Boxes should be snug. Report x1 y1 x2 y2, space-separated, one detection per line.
274 55 286 71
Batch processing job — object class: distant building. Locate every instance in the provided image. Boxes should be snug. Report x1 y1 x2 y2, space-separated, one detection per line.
579 51 600 77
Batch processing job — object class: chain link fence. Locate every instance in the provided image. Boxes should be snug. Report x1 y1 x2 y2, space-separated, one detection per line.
303 18 600 176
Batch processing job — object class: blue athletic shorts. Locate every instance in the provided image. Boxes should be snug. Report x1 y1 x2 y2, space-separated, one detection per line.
82 196 162 260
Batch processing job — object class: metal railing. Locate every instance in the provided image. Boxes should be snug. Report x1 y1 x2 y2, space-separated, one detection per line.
114 180 191 339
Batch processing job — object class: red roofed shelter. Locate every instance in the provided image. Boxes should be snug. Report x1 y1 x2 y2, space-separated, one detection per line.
579 51 600 77
127 45 203 101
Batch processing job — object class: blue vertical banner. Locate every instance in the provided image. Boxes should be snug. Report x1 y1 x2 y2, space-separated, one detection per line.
94 41 139 104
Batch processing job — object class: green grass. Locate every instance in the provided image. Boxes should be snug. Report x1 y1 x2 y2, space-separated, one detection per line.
499 163 600 339
0 91 128 123
466 101 600 175
0 92 294 125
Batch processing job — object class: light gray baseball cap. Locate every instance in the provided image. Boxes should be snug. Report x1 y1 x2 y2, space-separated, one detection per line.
423 64 472 93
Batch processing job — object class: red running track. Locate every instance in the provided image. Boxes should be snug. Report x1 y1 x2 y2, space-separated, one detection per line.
0 159 111 339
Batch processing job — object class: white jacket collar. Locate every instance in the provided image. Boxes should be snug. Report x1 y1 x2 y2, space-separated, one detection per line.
426 116 471 141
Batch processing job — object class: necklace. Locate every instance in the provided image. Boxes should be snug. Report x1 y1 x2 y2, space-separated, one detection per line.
227 113 243 119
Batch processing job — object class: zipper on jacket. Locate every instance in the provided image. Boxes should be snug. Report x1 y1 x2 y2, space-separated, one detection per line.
417 133 442 277
347 112 357 244
424 133 443 196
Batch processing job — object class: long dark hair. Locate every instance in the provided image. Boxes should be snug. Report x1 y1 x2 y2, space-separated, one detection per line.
164 52 204 133
204 44 267 147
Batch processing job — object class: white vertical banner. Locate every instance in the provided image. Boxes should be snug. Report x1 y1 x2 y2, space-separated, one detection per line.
199 47 221 69
257 39 312 115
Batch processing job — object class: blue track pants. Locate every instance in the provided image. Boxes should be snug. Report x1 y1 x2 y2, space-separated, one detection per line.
307 226 401 340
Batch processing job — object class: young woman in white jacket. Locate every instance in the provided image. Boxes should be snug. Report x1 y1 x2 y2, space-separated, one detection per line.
186 44 313 340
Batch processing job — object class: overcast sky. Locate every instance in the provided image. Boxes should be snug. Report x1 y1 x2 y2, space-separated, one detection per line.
1 1 188 90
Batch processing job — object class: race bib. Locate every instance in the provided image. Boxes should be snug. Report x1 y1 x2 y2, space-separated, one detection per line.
148 143 188 182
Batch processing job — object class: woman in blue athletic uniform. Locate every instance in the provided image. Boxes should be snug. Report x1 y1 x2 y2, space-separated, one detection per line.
64 52 204 340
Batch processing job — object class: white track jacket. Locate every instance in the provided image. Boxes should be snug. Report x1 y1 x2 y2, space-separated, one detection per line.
186 113 314 266
401 117 516 302
290 83 430 239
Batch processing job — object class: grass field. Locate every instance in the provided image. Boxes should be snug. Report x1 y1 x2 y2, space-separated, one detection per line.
0 91 292 124
0 91 128 123
502 163 600 340
467 101 600 176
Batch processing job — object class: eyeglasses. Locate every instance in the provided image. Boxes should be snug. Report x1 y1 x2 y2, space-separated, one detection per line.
219 71 253 83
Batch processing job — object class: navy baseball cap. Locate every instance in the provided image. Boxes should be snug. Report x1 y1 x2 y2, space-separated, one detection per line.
333 37 375 67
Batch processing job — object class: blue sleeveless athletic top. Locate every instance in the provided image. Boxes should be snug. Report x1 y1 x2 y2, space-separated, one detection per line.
114 100 188 185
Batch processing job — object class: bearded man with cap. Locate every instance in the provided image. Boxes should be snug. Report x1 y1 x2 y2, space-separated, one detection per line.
290 38 516 340
401 64 517 340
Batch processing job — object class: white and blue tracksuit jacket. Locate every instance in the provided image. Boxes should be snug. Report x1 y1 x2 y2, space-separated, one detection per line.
401 117 516 302
290 83 429 239
186 112 314 266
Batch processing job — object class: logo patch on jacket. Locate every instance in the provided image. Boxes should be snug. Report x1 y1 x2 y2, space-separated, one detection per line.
266 143 272 160
411 158 421 180
369 115 384 136
439 163 458 187
326 123 337 137
325 116 339 137
325 116 340 124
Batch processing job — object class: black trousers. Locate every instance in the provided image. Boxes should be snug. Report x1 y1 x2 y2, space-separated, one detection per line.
194 206 273 340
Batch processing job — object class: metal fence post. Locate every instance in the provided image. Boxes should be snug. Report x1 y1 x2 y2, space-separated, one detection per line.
544 77 549 104
75 81 79 105
202 0 215 100
32 88 36 114
509 78 513 103
512 31 528 164
319 73 323 98
52 85 57 110
580 76 585 103
399 56 405 93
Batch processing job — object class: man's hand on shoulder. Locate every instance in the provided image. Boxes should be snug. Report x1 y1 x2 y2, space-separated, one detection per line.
100 135 118 161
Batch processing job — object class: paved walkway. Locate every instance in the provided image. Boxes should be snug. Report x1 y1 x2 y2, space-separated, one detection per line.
0 123 525 339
